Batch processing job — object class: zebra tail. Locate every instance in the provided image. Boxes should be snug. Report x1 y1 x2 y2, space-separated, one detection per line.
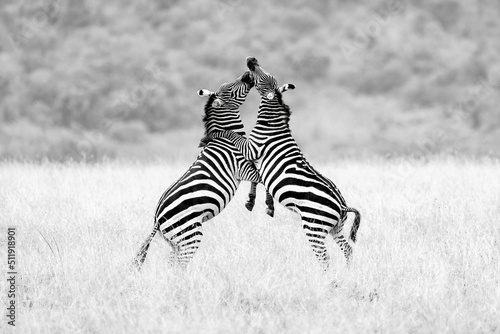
345 207 361 243
133 220 159 270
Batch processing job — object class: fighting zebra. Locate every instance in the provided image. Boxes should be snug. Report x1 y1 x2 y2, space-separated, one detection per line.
134 71 272 269
208 57 361 269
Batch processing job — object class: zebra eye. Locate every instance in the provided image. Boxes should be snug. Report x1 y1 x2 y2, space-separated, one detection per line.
266 92 274 100
212 99 223 108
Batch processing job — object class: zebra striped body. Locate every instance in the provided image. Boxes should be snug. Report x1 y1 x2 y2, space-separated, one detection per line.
153 135 262 265
134 72 264 269
210 58 361 268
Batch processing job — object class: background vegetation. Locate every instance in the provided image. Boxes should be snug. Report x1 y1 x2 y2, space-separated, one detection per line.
1 160 498 332
1 0 499 161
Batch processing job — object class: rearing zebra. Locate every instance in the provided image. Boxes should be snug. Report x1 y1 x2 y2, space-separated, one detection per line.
134 71 271 269
209 57 361 268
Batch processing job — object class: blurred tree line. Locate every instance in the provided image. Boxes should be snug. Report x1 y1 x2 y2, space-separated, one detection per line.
0 0 499 161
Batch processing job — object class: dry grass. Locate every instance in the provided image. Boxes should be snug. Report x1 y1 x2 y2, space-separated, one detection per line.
1 158 499 333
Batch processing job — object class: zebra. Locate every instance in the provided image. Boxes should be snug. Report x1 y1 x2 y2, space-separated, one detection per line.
133 71 285 269
208 57 361 269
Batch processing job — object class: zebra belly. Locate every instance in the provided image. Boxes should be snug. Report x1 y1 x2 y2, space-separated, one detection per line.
157 175 238 237
279 194 341 225
266 170 342 226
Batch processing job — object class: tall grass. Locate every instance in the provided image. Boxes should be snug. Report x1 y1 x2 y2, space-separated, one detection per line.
1 158 499 333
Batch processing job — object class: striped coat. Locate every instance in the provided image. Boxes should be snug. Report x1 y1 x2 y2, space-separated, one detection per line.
134 71 267 269
209 58 361 268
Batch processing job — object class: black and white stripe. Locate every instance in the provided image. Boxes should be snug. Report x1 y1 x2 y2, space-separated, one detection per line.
210 58 361 268
134 71 268 269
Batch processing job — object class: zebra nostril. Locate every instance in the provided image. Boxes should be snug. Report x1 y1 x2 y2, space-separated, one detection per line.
246 57 259 71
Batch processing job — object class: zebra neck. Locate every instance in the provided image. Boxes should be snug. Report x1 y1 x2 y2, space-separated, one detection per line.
206 124 245 136
205 121 245 136
255 118 286 127
256 110 290 129
256 97 291 128
204 112 246 136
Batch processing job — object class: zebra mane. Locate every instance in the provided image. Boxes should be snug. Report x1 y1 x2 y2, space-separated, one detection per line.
275 89 292 125
201 94 217 129
199 94 217 147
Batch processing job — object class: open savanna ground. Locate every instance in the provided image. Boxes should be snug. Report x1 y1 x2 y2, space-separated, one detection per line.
1 158 499 333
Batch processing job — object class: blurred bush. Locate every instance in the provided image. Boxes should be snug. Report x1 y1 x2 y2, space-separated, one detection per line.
0 0 499 161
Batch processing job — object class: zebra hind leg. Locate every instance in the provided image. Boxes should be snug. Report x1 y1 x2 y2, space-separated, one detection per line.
171 222 204 269
332 233 353 266
245 182 258 211
302 218 331 270
330 217 353 266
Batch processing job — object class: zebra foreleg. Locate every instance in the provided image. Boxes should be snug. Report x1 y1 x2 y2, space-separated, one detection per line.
265 191 275 217
245 183 274 218
239 161 274 217
245 182 258 211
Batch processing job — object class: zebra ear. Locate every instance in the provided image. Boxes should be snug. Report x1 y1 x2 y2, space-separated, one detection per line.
197 89 214 97
278 84 295 93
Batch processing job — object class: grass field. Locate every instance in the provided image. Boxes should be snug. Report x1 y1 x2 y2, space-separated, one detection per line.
1 158 499 333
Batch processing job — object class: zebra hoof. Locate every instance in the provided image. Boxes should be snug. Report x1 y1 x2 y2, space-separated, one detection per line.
265 208 274 217
245 202 255 212
132 259 143 272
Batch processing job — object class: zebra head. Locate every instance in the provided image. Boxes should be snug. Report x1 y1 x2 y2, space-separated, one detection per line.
197 71 254 110
246 57 295 124
197 71 254 137
246 57 278 100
